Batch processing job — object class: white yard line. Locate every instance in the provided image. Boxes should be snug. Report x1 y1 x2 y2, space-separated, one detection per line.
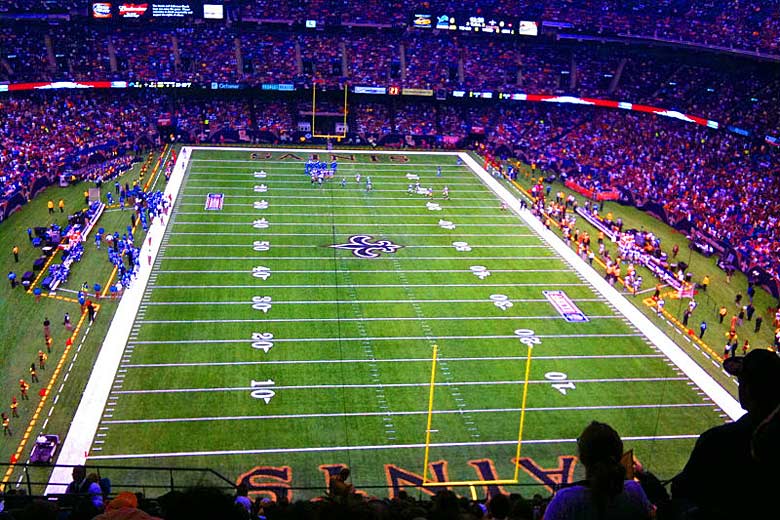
103 402 706 425
173 222 529 228
127 333 643 342
149 283 588 289
180 202 498 209
458 153 743 420
168 232 537 237
123 353 664 368
140 298 605 306
160 256 557 260
46 146 189 495
174 211 517 218
112 376 688 395
86 433 701 461
163 244 548 249
155 268 572 274
136 316 619 324
182 194 499 202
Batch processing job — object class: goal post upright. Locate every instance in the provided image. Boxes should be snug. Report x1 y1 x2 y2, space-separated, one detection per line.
311 79 349 139
421 344 439 484
421 343 536 489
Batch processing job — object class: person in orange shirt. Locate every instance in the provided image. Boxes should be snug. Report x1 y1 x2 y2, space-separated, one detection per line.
39 350 47 370
19 379 29 400
47 200 54 214
30 363 38 383
2 413 10 436
10 396 18 417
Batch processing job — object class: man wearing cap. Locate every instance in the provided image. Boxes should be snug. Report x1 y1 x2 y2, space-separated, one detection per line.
671 349 780 518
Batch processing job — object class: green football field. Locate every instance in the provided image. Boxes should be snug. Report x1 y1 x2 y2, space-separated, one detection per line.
70 149 728 498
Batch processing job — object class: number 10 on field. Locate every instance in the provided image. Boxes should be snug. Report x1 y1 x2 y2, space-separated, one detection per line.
544 372 576 395
251 379 276 403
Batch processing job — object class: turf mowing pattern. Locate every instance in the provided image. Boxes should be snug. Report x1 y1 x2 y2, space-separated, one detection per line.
84 149 727 497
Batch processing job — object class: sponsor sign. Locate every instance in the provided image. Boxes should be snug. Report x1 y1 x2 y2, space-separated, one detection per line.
204 193 224 210
119 3 148 18
92 2 113 18
543 290 589 322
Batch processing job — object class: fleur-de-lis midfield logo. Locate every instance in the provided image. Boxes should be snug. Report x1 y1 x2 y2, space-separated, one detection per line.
329 235 403 259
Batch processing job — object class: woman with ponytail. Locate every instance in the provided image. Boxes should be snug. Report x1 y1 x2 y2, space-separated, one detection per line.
544 421 654 519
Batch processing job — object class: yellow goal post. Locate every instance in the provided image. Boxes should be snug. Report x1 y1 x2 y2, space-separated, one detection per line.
420 343 535 489
311 80 348 139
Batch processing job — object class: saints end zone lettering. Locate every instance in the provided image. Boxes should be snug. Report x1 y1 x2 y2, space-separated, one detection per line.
236 465 293 502
516 456 578 493
384 460 450 498
249 152 409 162
237 456 578 500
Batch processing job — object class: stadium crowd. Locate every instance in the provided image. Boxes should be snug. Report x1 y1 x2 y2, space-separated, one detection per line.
5 0 779 55
1 78 778 283
234 0 780 56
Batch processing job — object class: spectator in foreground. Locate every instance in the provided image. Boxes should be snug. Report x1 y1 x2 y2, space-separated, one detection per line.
328 467 354 501
543 421 653 519
671 349 780 519
65 465 104 519
94 491 162 520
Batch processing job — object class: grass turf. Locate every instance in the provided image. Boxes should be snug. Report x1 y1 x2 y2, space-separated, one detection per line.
62 149 728 499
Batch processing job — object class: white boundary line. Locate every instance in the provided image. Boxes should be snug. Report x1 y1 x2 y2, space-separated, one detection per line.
458 153 743 420
160 256 556 261
103 402 706 426
86 433 701 461
155 268 572 274
112 376 687 395
46 147 190 494
148 283 589 289
140 298 605 306
127 333 643 343
168 232 537 237
123 353 664 368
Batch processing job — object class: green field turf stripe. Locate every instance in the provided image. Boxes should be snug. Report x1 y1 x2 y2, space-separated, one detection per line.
111 376 687 395
175 212 518 218
180 203 499 210
101 403 710 426
141 298 604 305
135 316 620 325
163 244 548 249
185 186 491 193
182 194 501 202
149 283 588 289
190 160 467 166
86 433 701 461
155 268 571 273
127 333 642 342
160 256 556 260
122 353 664 368
190 164 467 170
188 175 480 185
169 232 537 237
173 222 532 227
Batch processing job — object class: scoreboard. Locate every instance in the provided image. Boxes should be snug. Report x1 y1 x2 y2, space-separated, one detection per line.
412 13 538 36
90 1 224 20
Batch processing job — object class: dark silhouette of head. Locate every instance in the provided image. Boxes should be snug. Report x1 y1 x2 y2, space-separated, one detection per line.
577 421 626 510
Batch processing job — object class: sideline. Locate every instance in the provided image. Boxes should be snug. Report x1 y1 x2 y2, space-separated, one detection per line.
458 153 743 421
45 147 191 494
